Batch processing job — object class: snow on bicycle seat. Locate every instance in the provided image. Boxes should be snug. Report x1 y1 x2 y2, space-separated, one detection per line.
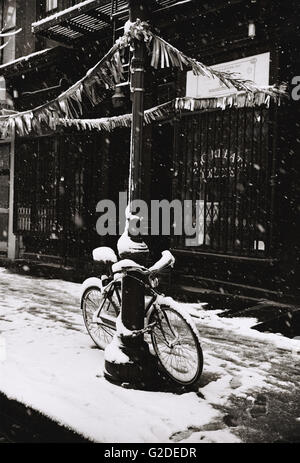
92 247 118 265
112 259 143 274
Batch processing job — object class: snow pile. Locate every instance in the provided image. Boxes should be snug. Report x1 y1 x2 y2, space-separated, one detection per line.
0 268 299 443
183 429 241 444
0 269 229 442
186 304 300 353
0 315 226 442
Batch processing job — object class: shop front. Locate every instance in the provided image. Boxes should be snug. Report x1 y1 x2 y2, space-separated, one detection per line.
169 48 299 301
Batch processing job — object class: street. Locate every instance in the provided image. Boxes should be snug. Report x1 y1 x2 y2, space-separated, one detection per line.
0 267 300 443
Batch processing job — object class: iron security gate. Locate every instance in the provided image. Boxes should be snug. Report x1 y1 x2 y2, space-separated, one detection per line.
15 135 93 260
14 132 129 261
174 106 275 257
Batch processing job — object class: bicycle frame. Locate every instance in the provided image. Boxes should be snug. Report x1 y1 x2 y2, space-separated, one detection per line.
97 278 179 352
93 272 163 334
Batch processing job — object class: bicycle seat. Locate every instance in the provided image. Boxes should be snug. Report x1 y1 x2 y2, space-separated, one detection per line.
92 247 118 265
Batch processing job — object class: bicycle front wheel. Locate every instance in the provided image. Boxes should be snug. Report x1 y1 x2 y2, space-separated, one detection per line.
149 307 203 386
81 285 120 350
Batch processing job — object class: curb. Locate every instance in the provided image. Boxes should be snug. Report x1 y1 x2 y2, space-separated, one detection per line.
0 392 91 443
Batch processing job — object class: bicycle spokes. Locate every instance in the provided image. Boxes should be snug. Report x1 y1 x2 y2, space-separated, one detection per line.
81 287 117 350
150 307 202 385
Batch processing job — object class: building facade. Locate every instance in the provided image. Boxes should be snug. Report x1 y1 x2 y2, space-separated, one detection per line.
0 0 299 303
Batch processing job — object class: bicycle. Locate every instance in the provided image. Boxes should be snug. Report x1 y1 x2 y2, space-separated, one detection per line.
81 248 203 387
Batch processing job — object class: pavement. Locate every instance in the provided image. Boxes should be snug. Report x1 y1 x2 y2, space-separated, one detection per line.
0 266 300 443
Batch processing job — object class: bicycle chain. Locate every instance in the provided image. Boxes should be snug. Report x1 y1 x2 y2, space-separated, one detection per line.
122 322 156 338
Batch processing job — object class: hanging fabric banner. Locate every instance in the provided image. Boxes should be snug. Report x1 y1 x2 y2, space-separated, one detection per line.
0 19 287 137
59 101 172 132
121 20 287 98
0 42 125 137
58 91 280 133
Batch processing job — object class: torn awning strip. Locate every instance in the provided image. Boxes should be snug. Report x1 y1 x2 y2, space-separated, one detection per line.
57 92 282 133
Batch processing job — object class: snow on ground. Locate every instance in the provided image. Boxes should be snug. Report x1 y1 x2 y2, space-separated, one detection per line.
0 267 299 443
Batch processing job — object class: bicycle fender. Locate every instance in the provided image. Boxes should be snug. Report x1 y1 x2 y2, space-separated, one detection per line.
81 277 103 297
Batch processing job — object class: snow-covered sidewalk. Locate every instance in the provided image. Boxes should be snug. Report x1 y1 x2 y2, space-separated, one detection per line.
0 267 299 443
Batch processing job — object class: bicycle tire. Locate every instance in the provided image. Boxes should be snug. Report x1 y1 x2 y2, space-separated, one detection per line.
149 306 203 386
81 284 120 350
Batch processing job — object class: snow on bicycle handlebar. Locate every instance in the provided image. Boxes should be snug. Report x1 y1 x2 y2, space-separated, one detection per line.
148 250 175 274
111 251 175 276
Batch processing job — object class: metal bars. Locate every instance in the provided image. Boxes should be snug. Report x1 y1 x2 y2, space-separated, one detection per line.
176 107 274 257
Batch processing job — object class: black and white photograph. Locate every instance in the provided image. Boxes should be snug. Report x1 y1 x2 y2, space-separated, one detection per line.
0 0 299 447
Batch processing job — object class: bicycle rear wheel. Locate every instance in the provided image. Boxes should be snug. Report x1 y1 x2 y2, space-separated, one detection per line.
149 306 203 386
81 284 120 349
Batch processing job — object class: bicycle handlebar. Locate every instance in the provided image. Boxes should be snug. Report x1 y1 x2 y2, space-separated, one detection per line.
112 250 175 278
148 250 175 275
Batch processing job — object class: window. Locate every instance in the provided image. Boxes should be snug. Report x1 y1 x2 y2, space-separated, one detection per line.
0 0 16 65
46 0 58 12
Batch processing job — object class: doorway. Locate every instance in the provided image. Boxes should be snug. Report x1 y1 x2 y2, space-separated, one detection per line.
0 143 10 255
150 122 174 257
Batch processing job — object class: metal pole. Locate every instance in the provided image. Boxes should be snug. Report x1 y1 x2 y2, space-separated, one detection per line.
104 0 155 387
128 1 146 204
